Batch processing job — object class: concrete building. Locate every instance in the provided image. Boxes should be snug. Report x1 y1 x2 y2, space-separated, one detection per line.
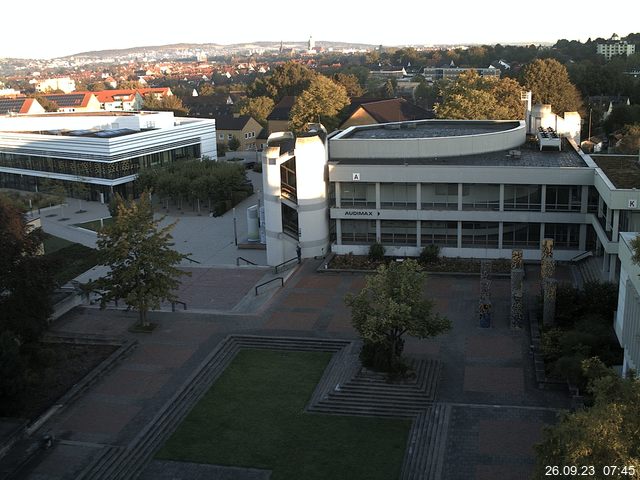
35 77 76 94
597 34 636 60
0 111 216 202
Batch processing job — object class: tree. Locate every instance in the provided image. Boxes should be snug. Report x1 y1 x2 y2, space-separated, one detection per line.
616 124 640 154
534 358 640 479
90 192 190 327
435 70 525 120
380 79 396 98
333 73 365 97
228 136 241 151
34 95 59 112
198 83 216 97
289 75 350 132
345 259 451 374
237 96 274 127
142 94 189 116
522 58 583 114
246 62 316 101
0 197 53 343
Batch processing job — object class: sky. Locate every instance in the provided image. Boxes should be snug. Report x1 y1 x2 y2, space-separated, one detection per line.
2 0 638 59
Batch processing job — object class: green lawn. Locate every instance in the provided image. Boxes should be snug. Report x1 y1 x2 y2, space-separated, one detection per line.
43 234 101 285
156 349 411 480
74 217 113 232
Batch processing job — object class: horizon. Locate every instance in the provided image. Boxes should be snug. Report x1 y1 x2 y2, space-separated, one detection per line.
2 0 637 60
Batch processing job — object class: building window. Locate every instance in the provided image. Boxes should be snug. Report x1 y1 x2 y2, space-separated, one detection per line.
545 185 581 211
281 203 299 239
340 182 376 208
219 133 224 139
544 223 579 249
341 220 376 244
421 221 457 247
228 134 233 140
380 220 416 245
502 223 540 248
280 157 297 202
422 183 457 210
504 185 541 211
380 183 416 209
461 222 499 248
462 184 500 210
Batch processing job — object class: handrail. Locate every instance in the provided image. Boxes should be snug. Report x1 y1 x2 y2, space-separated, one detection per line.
274 256 298 274
255 277 284 295
569 251 593 263
171 300 187 311
236 256 258 266
184 256 201 264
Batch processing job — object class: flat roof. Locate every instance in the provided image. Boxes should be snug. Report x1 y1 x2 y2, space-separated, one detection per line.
340 120 520 140
592 155 640 189
331 138 588 168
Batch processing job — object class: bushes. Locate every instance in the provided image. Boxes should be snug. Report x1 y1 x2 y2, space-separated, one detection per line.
360 339 408 377
368 242 385 261
419 244 440 265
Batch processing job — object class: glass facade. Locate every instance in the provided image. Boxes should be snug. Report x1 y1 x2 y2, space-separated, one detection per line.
341 182 376 208
380 220 416 245
380 183 416 209
341 220 376 244
422 183 457 209
462 184 500 210
504 184 541 211
544 223 580 249
280 157 297 202
461 222 499 248
281 203 299 239
545 185 581 212
503 223 540 248
421 221 458 247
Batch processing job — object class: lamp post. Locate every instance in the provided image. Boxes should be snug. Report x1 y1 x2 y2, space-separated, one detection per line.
233 207 238 246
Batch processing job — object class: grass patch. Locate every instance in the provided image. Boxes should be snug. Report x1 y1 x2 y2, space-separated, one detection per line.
43 235 100 285
74 217 113 232
157 349 410 480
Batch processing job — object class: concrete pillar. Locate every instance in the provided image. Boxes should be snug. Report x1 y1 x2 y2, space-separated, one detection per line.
458 183 463 211
540 184 547 213
335 182 341 208
539 223 546 250
598 196 603 218
375 182 381 210
376 219 381 243
613 210 620 239
336 218 342 245
457 221 462 249
416 183 421 210
416 220 421 249
579 224 587 251
605 205 612 231
580 185 589 214
499 184 505 212
609 254 617 282
498 222 504 250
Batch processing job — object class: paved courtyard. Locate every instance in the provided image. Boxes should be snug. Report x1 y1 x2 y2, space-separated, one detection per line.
8 257 572 479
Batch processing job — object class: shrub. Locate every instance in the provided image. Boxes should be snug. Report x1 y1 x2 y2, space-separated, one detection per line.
368 242 385 261
360 339 408 377
419 244 440 265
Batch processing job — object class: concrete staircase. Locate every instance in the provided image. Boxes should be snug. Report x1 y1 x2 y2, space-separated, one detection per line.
400 403 451 480
307 358 441 418
76 335 349 480
577 256 605 284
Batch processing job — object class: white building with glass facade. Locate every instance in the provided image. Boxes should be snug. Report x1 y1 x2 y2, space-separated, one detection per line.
0 111 216 201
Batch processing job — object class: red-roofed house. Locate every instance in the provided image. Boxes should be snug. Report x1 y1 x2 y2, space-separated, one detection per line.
95 90 144 111
40 92 101 113
0 97 45 115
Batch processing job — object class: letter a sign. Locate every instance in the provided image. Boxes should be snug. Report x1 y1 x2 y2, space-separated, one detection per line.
352 173 361 181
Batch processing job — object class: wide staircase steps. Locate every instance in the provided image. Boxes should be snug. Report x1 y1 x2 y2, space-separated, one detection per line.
77 335 349 480
308 359 441 418
400 403 452 480
577 256 605 284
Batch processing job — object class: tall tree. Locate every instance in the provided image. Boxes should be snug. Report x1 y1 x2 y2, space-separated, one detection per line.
0 197 53 343
247 62 316 101
289 75 350 132
345 259 451 373
534 358 640 479
435 70 525 120
522 58 583 114
142 94 189 116
333 73 365 97
91 192 190 327
237 96 274 127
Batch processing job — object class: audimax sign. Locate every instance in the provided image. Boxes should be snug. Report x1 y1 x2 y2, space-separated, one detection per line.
343 210 380 216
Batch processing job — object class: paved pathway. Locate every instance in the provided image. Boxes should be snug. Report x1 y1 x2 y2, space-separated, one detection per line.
12 259 572 479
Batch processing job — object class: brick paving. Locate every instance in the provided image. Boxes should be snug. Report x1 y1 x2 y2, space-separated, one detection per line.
13 260 574 479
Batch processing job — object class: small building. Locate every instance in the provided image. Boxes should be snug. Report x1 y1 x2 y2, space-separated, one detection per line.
597 34 636 60
216 115 263 151
95 90 144 111
0 97 45 115
35 77 76 94
339 98 434 130
40 92 102 113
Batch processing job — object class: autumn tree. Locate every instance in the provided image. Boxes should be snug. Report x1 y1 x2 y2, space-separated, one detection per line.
247 62 316 101
345 259 451 374
34 96 59 112
616 124 640 154
90 192 190 327
288 75 350 132
237 96 274 127
522 58 583 114
142 94 189 116
333 73 365 97
228 135 241 151
435 70 524 120
533 358 640 480
198 83 216 97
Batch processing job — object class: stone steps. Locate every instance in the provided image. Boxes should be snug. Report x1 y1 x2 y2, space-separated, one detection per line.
77 335 349 480
578 256 603 284
400 403 452 480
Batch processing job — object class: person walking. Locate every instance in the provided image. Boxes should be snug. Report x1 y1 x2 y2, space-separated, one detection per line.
296 244 302 264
